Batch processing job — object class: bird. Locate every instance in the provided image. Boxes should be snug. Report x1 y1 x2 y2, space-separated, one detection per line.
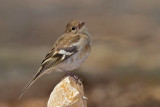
18 19 92 99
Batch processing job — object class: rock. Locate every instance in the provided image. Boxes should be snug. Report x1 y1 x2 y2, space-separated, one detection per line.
47 76 87 107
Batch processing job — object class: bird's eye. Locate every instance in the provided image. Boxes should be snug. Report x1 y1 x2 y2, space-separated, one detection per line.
72 27 76 30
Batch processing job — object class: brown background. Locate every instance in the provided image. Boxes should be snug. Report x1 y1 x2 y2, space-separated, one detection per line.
0 0 160 107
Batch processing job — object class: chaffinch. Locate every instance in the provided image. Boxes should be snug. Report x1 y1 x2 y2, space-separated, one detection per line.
19 19 92 99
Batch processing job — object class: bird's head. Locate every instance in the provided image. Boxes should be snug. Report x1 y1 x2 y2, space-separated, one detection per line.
65 19 87 34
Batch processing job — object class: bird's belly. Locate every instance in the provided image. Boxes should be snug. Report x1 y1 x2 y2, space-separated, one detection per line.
57 51 90 71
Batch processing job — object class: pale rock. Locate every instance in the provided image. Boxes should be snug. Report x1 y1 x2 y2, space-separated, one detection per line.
47 76 87 107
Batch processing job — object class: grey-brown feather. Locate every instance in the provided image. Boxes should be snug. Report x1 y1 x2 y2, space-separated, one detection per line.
19 45 78 99
19 19 92 99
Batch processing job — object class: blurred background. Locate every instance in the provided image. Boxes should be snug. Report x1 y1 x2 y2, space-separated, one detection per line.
0 0 160 107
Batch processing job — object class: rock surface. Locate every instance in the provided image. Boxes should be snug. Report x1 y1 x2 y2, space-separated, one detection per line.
47 76 87 107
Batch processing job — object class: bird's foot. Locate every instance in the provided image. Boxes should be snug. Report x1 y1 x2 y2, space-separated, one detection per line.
72 74 82 84
60 68 82 84
61 69 83 84
66 72 82 84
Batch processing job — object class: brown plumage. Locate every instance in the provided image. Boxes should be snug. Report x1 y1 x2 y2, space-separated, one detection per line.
19 19 92 99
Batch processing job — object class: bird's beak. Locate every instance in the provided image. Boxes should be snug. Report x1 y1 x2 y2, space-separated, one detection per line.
78 21 85 29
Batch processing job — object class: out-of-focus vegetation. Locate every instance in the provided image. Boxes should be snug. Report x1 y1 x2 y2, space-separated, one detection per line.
0 0 160 107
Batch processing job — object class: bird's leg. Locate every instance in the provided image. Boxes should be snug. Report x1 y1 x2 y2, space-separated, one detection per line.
60 68 74 76
60 68 81 84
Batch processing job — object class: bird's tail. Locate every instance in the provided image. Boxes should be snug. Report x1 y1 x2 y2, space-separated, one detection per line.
18 67 43 100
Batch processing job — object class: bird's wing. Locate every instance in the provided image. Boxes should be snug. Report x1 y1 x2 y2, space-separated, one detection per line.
41 34 81 71
19 34 81 99
40 45 78 71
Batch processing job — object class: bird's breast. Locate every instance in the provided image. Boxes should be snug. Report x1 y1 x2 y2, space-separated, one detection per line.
57 44 91 71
